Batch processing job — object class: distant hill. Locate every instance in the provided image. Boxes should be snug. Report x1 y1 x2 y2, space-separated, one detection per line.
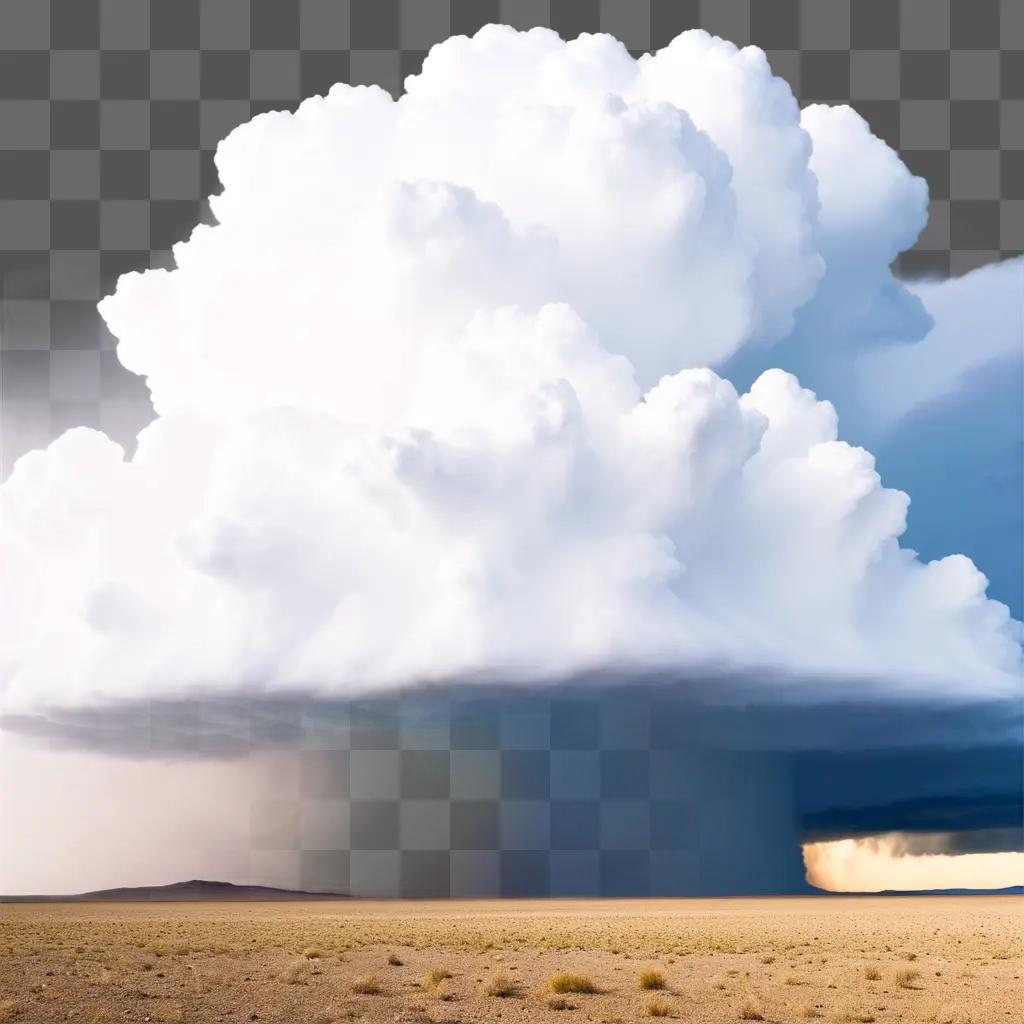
1 879 348 903
875 886 1022 896
4 880 1018 903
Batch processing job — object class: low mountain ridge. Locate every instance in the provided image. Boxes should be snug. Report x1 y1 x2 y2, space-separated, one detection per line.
1 879 347 902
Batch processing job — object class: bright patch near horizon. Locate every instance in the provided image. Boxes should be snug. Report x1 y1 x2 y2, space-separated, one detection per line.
804 834 1024 893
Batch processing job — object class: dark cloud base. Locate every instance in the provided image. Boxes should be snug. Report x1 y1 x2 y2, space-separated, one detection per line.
5 678 1020 896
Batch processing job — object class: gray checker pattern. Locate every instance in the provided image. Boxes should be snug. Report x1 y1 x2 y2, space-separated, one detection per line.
1 1 1022 475
233 689 800 897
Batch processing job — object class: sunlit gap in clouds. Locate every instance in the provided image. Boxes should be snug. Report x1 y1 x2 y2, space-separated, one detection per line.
803 832 1024 893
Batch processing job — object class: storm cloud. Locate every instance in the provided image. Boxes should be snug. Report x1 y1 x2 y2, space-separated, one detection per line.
1 27 1020 896
0 27 1019 715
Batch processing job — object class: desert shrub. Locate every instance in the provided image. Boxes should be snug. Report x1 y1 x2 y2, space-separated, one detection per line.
547 995 574 1010
484 973 518 997
278 961 308 985
639 969 667 990
896 968 920 988
550 973 598 994
864 966 881 981
646 997 672 1017
739 1002 764 1021
387 953 404 966
351 975 382 994
422 967 452 988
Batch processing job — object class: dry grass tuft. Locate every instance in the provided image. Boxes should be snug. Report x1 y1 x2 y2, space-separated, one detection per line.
903 952 918 961
646 996 673 1017
639 968 667 990
799 1005 820 1018
421 967 453 989
896 968 921 989
784 973 802 985
278 960 309 985
864 965 881 980
484 973 519 997
547 995 575 1011
550 972 598 994
921 1008 956 1024
387 952 404 966
351 974 383 995
0 1002 18 1022
739 1001 765 1020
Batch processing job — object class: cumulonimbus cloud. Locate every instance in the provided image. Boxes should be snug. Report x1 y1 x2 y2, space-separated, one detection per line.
0 26 1020 712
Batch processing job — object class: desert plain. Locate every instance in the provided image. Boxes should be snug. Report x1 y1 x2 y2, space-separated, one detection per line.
0 896 1020 1024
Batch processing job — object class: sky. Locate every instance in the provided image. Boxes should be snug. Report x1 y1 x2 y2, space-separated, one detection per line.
0 26 1021 896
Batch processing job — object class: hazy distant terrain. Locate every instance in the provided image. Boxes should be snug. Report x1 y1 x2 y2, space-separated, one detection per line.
1 880 347 903
1 896 1019 1023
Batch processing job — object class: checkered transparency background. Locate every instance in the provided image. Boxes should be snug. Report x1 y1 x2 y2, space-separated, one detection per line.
149 688 805 897
1 0 1022 477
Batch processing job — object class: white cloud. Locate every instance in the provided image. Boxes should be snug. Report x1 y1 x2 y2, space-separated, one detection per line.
0 27 1020 712
855 256 1024 436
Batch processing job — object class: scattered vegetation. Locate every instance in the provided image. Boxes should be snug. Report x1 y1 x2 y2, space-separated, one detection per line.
350 974 383 994
0 898 1016 1023
550 972 598 994
484 973 519 997
421 967 453 989
278 960 309 984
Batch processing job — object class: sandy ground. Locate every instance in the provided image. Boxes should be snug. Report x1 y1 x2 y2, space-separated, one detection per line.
0 897 1020 1023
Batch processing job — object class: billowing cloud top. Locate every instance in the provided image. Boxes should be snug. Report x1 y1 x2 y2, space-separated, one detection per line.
1 27 1019 710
